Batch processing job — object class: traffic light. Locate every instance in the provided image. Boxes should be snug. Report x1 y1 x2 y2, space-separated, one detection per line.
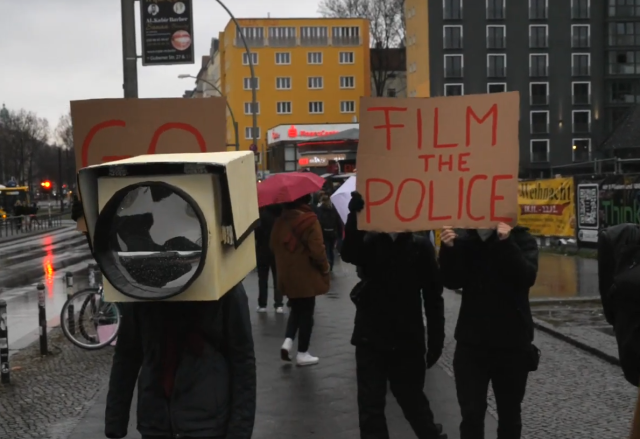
41 181 52 192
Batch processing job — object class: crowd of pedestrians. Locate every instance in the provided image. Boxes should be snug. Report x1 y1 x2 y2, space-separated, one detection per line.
252 187 541 439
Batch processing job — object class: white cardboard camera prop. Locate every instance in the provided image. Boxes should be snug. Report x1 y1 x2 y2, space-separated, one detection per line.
77 151 259 302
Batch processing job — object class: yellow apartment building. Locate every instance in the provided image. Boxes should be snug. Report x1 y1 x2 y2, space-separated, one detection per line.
214 17 371 164
405 0 431 98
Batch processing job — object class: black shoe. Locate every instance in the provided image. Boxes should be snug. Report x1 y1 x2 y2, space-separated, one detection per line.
434 423 447 439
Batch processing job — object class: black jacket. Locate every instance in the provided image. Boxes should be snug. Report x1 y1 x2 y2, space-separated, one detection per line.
438 228 539 349
255 205 280 264
341 212 445 352
316 204 342 239
105 284 256 439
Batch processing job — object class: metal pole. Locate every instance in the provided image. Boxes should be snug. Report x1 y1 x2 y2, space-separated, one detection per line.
192 77 239 151
58 147 63 212
0 300 9 384
214 0 257 149
121 0 139 98
37 283 47 355
65 272 75 336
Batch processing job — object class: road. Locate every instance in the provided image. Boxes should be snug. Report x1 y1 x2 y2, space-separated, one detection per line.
0 226 92 351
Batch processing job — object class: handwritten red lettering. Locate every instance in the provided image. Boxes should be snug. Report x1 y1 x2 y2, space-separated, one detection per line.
148 123 207 155
428 181 452 221
457 177 464 220
81 120 126 167
466 104 498 147
458 152 471 172
438 154 453 172
490 174 515 222
365 178 394 223
434 108 458 149
395 179 425 222
466 175 488 221
367 107 407 151
419 154 436 172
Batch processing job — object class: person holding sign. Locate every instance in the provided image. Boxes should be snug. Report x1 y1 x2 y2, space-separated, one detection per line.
439 225 539 439
341 192 447 439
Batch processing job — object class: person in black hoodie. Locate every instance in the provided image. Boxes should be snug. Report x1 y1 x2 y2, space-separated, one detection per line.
316 195 342 271
439 224 539 439
341 192 447 439
71 195 257 439
255 204 284 313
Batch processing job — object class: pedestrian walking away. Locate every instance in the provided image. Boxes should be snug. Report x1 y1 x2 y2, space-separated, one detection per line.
439 224 540 439
255 204 284 313
317 194 342 271
341 191 448 439
271 193 330 367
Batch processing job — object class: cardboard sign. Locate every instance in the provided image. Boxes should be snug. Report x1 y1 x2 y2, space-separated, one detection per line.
70 97 227 231
356 92 520 232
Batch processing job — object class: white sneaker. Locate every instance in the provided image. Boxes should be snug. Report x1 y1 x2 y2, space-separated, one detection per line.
275 307 285 314
256 307 267 313
281 338 293 362
296 352 319 367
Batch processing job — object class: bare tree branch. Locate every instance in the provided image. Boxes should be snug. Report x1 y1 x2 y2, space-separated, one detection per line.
319 0 406 96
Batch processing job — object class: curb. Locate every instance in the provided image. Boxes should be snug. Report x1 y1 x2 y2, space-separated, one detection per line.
530 297 601 306
533 317 620 366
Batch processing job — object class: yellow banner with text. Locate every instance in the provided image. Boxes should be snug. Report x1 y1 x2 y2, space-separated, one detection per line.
518 178 575 237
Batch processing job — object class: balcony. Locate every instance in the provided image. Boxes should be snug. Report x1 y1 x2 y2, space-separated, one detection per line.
573 122 591 133
488 67 506 78
332 35 361 46
572 6 590 19
531 94 549 105
531 122 549 134
268 37 296 47
301 36 328 46
487 6 505 20
572 65 591 76
235 37 265 47
573 94 591 105
530 66 548 77
445 67 464 78
529 6 548 19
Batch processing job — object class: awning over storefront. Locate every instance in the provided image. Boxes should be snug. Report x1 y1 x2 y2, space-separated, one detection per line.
298 128 360 146
267 123 358 146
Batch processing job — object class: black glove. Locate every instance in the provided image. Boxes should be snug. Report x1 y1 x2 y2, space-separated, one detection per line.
71 196 84 222
348 191 365 213
426 348 442 369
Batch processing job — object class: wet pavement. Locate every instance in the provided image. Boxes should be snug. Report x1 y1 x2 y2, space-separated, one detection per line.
530 253 598 299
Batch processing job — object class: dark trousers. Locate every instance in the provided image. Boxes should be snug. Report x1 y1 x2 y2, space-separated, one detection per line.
356 346 441 439
285 297 316 352
453 343 530 439
324 235 336 270
257 256 283 308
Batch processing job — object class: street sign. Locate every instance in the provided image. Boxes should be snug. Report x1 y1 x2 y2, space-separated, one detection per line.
140 0 195 66
249 144 257 153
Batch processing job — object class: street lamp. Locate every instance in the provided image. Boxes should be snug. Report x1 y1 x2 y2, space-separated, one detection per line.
179 74 239 151
213 0 258 152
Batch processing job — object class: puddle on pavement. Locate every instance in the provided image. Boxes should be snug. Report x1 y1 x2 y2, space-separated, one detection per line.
530 253 598 299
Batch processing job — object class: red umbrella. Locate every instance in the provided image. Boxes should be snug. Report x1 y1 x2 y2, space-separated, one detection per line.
257 172 325 207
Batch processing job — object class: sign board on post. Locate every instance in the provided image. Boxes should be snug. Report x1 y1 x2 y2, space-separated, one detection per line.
140 0 195 66
70 97 228 231
518 178 575 238
356 93 520 232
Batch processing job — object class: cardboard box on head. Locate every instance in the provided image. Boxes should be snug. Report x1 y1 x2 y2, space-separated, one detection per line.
77 151 259 302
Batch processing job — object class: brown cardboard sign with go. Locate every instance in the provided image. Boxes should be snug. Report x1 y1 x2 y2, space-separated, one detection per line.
356 92 520 232
70 97 227 230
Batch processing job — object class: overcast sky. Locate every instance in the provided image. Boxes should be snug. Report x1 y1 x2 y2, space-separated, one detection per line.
1 0 322 130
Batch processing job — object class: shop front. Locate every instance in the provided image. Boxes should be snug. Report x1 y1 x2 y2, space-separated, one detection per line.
266 123 358 173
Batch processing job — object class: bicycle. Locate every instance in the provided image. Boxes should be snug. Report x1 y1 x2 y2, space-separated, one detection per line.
60 283 121 350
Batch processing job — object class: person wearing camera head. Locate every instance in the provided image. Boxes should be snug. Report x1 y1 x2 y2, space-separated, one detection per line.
439 224 539 439
71 196 257 439
341 192 447 439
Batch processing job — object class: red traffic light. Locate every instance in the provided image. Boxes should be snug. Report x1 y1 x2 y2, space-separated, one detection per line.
41 181 51 189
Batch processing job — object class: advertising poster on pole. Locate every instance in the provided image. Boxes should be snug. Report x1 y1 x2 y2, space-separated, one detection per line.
517 177 575 238
140 0 195 66
356 92 520 232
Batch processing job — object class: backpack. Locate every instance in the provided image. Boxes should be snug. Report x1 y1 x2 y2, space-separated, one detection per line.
598 224 640 386
318 207 336 236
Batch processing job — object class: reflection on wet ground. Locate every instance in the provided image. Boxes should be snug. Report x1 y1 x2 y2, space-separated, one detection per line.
530 253 598 298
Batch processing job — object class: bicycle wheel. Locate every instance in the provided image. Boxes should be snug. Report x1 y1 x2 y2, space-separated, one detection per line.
60 288 120 350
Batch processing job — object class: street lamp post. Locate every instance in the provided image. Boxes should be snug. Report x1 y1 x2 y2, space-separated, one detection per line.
212 0 258 151
179 75 239 151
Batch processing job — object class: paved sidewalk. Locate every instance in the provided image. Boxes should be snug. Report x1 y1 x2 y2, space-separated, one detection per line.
66 263 497 439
